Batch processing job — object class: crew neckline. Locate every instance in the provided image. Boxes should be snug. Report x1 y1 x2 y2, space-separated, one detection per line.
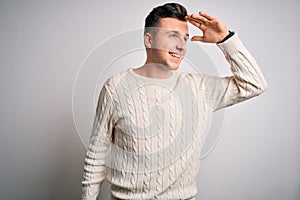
128 68 178 83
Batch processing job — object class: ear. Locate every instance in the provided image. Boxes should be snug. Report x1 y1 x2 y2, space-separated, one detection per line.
144 33 153 48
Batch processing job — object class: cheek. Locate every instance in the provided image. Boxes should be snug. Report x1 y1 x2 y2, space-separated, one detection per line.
151 49 167 60
152 43 168 51
152 38 174 51
164 39 177 48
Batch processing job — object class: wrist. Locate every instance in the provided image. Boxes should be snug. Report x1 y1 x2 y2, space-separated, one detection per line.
217 30 234 44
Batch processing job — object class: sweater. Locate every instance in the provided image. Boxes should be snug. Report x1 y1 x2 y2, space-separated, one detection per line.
81 33 267 200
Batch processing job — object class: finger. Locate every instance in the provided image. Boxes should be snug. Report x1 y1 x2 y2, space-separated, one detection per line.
199 11 214 20
187 15 208 30
191 35 205 42
187 14 209 24
190 14 208 23
186 17 204 30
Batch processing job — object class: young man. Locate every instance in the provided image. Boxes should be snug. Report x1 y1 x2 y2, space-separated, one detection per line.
81 3 267 200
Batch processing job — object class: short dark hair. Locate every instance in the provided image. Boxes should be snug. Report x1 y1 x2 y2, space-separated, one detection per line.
144 3 187 34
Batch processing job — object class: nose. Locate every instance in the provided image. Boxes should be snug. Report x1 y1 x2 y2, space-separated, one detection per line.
176 37 186 53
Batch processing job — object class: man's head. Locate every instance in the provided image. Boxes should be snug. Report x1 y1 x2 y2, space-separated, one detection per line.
144 3 187 34
144 3 189 70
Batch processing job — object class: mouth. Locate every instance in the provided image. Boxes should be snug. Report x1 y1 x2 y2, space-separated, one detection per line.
169 51 181 59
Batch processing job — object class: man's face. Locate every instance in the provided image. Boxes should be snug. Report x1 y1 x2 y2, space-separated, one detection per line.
147 17 189 70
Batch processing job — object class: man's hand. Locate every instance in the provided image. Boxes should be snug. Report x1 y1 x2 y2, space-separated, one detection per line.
185 11 228 43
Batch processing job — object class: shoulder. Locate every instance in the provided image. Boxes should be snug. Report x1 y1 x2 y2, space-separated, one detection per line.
176 71 223 93
177 71 206 84
103 69 128 90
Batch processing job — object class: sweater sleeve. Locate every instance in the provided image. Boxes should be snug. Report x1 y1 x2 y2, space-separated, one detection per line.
81 82 115 200
204 32 268 111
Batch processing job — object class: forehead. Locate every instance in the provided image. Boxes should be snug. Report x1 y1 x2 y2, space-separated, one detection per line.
157 17 188 35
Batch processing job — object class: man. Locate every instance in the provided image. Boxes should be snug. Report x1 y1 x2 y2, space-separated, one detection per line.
81 3 267 200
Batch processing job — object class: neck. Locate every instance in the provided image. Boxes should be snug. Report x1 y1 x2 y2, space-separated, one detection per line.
133 63 173 79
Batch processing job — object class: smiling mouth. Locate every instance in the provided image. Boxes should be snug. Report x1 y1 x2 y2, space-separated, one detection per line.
169 51 181 59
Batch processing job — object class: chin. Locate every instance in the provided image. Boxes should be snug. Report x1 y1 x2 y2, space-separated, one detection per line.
171 65 180 70
167 63 180 70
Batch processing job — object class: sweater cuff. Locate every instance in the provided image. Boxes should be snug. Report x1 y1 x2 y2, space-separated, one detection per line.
216 31 244 56
217 30 234 44
81 184 100 200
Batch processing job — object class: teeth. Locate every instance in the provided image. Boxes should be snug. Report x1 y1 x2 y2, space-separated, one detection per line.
170 52 180 58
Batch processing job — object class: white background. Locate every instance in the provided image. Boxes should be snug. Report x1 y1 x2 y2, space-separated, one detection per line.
0 0 299 199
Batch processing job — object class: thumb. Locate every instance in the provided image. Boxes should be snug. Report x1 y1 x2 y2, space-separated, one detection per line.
191 35 205 42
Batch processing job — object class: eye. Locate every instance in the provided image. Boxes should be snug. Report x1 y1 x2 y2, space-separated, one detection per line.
170 33 179 38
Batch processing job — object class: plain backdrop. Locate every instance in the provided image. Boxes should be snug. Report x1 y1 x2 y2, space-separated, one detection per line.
0 0 299 200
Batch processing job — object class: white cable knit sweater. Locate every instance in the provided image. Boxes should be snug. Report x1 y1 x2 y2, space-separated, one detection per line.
81 33 267 200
